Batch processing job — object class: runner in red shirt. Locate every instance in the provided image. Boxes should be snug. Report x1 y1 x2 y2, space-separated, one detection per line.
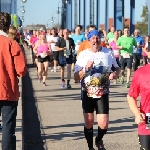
127 51 150 149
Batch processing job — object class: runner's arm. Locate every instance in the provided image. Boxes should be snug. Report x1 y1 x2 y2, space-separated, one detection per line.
74 51 85 80
33 41 38 53
127 71 140 116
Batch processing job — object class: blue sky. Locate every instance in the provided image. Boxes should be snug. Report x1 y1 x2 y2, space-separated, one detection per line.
17 0 147 28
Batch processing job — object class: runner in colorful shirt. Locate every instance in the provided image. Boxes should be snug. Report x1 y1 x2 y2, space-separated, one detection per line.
127 51 150 150
106 26 115 43
117 27 137 88
132 29 144 71
109 31 120 84
74 30 120 150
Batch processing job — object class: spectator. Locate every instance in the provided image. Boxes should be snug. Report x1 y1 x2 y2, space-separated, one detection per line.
0 12 26 150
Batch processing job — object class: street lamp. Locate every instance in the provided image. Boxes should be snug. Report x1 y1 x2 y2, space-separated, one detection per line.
22 0 27 3
65 0 69 4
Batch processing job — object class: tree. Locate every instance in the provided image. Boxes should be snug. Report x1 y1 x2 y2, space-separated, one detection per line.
136 4 148 35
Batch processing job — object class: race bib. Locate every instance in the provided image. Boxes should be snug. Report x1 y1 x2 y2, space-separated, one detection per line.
113 50 120 55
122 53 130 58
87 86 104 98
64 50 71 58
66 50 71 58
146 113 150 129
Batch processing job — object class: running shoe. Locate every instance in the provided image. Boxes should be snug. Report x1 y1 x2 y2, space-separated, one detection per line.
95 137 105 150
51 69 54 72
43 82 46 86
125 82 130 88
61 81 65 88
120 76 124 84
54 69 56 73
67 84 71 89
89 148 95 150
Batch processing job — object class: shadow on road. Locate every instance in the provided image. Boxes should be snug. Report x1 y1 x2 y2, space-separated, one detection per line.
22 67 46 150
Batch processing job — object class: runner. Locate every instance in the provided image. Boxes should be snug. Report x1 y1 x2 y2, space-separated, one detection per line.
77 25 106 56
117 27 137 88
55 28 75 88
33 32 52 86
109 31 120 84
71 25 86 60
32 30 40 75
47 28 59 72
127 50 150 150
74 30 120 150
142 35 150 65
30 30 37 65
132 29 144 71
106 26 115 43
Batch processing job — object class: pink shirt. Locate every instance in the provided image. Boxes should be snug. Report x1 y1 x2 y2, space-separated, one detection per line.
142 42 148 57
128 65 150 135
110 41 120 58
37 43 49 56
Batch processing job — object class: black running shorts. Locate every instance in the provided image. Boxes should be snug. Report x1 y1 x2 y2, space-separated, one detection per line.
139 135 150 150
53 51 59 61
82 90 109 114
38 56 50 63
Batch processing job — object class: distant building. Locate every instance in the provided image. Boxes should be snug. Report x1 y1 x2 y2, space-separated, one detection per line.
25 24 46 30
100 18 130 30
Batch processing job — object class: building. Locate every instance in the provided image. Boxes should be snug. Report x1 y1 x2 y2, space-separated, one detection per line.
100 18 130 30
25 24 46 30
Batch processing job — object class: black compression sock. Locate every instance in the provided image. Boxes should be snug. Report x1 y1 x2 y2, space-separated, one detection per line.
84 126 93 149
97 126 107 142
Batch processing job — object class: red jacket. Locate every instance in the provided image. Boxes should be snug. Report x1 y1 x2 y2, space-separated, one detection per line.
0 35 27 101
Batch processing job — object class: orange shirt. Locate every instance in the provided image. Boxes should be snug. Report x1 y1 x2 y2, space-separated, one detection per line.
77 40 106 55
0 36 27 101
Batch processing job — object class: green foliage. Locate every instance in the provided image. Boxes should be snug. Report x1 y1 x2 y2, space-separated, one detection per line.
141 5 148 22
136 4 148 35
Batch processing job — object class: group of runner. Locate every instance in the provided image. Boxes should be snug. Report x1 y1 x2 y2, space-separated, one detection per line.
22 25 150 150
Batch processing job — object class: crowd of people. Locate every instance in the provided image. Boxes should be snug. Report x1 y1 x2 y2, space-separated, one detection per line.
22 25 149 89
0 11 150 150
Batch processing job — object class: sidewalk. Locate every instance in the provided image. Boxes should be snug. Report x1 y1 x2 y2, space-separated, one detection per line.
22 49 139 150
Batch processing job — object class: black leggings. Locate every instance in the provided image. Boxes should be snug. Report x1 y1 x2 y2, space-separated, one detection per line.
133 54 141 71
139 135 150 150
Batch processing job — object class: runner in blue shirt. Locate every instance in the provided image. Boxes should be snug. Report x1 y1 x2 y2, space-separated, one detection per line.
133 29 144 71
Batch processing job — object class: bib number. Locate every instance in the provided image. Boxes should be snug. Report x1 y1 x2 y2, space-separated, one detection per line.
64 50 71 58
122 53 130 58
113 50 120 55
87 86 104 98
146 113 150 129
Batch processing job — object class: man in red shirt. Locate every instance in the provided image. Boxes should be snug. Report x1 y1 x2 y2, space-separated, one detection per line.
127 51 150 149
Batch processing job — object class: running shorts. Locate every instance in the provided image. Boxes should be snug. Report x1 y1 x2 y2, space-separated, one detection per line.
139 135 150 150
82 90 109 114
38 56 50 63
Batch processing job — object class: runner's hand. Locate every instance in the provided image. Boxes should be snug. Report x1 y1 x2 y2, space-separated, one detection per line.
86 61 94 71
135 113 145 124
61 47 67 51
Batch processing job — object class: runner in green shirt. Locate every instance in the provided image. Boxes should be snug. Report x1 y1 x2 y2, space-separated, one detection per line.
117 27 137 88
107 26 115 43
